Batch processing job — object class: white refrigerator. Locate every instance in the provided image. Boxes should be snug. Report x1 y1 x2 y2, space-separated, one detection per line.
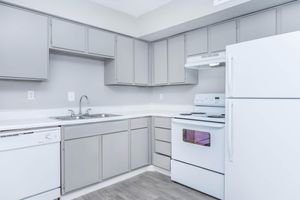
225 31 300 200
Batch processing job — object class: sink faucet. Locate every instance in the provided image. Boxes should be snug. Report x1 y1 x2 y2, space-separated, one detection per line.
79 95 89 116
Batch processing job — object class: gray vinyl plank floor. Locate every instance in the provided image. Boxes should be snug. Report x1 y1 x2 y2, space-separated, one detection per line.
74 172 217 200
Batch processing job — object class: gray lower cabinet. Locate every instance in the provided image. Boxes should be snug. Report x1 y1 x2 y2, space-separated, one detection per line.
134 40 149 85
64 136 100 193
88 28 115 57
102 131 130 179
51 18 86 52
185 27 208 57
209 20 237 52
278 1 300 34
152 117 172 171
153 40 168 85
0 4 48 80
168 35 185 84
131 128 149 169
238 9 277 42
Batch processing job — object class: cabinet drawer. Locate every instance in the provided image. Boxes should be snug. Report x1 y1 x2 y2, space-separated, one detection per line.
154 117 171 129
153 153 171 171
130 118 149 130
63 123 102 140
155 141 171 156
155 128 171 142
102 120 128 134
63 120 128 140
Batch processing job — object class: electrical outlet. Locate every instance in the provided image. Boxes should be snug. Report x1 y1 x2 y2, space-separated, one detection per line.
68 92 75 102
27 90 35 100
159 94 164 101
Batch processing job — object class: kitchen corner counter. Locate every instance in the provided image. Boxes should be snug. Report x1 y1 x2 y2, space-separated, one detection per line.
0 105 192 131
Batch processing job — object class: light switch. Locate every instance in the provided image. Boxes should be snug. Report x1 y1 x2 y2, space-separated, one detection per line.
68 92 75 102
27 90 35 100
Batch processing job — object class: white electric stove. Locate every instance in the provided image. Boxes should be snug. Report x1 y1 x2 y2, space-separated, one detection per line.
171 94 225 200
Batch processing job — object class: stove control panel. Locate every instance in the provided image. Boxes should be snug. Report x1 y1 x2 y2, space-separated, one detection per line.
194 93 225 107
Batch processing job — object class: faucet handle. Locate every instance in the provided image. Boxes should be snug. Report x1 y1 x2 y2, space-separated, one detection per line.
85 108 92 116
68 109 76 117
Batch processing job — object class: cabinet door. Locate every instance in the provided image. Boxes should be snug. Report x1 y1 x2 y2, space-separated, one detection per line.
0 5 48 80
185 28 208 56
88 28 115 57
209 20 237 52
153 40 168 85
168 35 185 84
116 35 134 84
51 18 86 52
238 10 276 42
134 40 149 85
102 131 129 179
279 2 300 34
131 128 149 170
64 136 100 193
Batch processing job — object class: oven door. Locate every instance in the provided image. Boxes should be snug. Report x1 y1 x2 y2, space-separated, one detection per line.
172 118 225 173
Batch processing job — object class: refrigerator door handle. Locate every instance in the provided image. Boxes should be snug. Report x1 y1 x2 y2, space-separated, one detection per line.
228 102 234 162
227 55 234 97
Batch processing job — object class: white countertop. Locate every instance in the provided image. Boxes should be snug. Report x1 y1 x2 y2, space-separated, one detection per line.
0 104 193 131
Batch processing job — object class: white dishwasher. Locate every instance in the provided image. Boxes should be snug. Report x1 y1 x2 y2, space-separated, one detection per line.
0 127 61 200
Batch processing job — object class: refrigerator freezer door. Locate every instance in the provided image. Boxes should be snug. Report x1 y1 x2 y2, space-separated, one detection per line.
226 31 300 98
225 99 300 200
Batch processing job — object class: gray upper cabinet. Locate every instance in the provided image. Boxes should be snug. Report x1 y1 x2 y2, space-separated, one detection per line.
185 27 208 56
0 5 48 80
116 35 134 84
153 40 168 85
131 128 149 170
64 136 100 193
209 20 237 52
88 28 115 57
238 10 277 42
278 2 300 34
102 131 129 179
134 40 149 85
168 35 185 84
51 18 86 52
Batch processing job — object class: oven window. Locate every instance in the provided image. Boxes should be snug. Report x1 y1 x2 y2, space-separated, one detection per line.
183 129 211 147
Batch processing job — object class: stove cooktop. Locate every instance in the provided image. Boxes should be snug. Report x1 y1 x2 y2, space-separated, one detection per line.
176 112 225 123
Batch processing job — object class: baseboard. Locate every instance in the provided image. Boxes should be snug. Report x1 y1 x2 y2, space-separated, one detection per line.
60 165 169 200
147 165 171 176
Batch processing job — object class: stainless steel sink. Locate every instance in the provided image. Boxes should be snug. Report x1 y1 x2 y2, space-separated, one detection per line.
53 113 120 121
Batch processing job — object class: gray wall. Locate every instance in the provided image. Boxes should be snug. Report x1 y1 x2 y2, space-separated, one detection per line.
0 54 225 110
0 54 152 110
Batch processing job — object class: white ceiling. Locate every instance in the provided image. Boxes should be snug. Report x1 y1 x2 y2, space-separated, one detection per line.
89 0 173 17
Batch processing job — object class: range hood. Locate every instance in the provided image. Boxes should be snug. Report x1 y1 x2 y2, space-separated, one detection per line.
185 51 226 70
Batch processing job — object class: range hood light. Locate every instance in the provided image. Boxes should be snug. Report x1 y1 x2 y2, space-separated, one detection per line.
209 63 221 67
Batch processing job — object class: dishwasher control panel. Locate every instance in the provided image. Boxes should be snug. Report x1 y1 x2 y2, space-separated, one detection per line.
0 127 61 151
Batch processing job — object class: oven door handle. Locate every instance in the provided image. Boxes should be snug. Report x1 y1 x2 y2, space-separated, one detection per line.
172 118 225 128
